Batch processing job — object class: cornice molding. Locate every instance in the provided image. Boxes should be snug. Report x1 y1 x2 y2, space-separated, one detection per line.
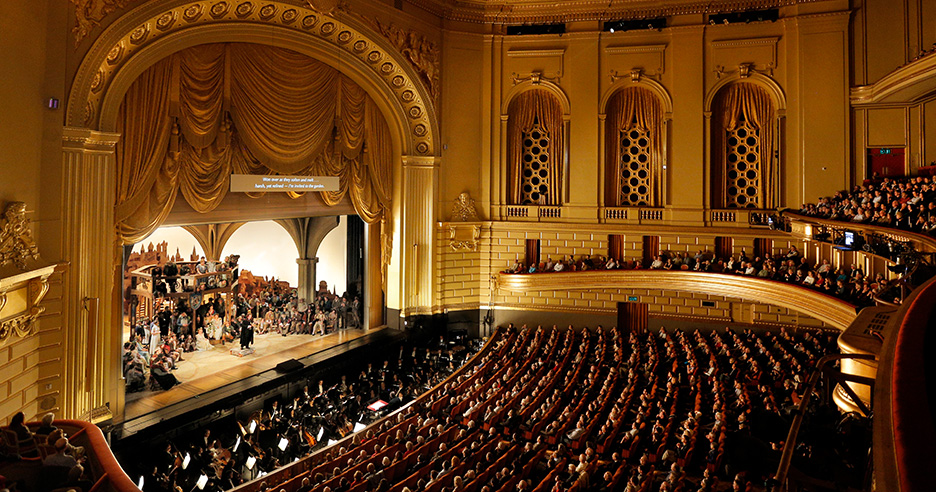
851 52 936 106
496 270 857 329
405 0 823 25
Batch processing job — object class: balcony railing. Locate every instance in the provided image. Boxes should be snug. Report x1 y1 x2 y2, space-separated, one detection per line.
503 205 562 220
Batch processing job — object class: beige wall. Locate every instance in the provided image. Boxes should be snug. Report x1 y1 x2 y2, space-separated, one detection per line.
437 5 853 219
0 0 68 424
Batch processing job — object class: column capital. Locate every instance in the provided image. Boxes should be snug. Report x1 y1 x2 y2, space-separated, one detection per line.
296 257 319 265
62 127 121 151
401 155 440 169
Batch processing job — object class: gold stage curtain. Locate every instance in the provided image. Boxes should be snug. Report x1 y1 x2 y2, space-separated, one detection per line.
506 89 564 205
114 43 393 244
115 57 176 244
719 82 775 208
605 87 664 206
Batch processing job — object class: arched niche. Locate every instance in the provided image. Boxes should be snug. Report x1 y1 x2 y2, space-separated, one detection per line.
499 79 572 207
703 72 787 211
598 77 673 208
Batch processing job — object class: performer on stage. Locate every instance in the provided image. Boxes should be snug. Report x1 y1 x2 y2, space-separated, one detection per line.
240 320 254 350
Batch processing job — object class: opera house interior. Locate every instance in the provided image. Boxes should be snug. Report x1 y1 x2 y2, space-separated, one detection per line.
2 0 936 491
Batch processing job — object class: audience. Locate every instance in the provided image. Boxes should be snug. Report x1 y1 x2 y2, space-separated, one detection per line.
504 248 886 307
140 323 861 492
798 174 936 235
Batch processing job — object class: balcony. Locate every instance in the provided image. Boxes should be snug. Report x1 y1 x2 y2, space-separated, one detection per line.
496 269 859 330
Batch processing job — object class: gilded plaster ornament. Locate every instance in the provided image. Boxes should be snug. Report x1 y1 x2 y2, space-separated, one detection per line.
451 192 480 222
70 0 136 46
370 19 440 102
0 202 40 270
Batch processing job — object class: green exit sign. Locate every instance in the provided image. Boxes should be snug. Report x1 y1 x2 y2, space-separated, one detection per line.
627 296 638 302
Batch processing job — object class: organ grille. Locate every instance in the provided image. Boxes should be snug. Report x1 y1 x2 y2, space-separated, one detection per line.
725 121 762 208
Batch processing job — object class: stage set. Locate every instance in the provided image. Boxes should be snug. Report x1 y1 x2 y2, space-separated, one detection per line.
118 325 394 439
117 217 380 438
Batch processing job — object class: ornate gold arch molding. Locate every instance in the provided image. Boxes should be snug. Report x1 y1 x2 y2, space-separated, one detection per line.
703 71 787 115
66 0 438 157
600 75 673 118
501 78 571 117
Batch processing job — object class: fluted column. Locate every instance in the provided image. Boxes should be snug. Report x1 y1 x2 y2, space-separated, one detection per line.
61 127 121 422
296 257 318 304
401 156 439 316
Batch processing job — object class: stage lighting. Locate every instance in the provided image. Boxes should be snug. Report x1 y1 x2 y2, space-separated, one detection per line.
196 474 209 490
246 456 257 469
182 452 191 470
278 437 289 451
353 422 367 433
138 476 145 490
249 420 257 433
233 436 241 453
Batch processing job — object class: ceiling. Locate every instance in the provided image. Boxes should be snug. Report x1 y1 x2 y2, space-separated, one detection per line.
404 0 825 24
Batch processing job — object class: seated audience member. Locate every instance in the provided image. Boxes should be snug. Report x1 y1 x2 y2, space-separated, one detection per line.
43 438 78 469
35 413 58 444
8 411 38 458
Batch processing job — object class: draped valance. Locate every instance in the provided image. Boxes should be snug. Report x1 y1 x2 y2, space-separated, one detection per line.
605 87 664 207
115 43 392 244
506 89 564 206
713 82 776 209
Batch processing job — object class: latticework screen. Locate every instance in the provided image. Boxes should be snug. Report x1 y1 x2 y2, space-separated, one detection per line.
520 121 551 205
725 121 761 208
618 125 653 206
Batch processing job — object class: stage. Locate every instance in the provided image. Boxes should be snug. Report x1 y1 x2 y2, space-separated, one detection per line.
117 326 397 438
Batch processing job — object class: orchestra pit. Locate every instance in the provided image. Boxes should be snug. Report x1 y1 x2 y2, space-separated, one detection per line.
2 1 936 492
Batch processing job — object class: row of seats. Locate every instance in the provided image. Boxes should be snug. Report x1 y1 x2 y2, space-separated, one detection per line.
238 323 836 492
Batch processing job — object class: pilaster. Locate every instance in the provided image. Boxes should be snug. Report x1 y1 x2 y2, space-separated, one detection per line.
402 155 439 316
60 127 121 422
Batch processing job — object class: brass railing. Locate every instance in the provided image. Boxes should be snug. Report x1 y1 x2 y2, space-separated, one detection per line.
771 353 877 492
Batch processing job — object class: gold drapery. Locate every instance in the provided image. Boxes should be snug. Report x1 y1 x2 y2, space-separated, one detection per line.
506 89 564 205
115 43 393 244
605 87 664 207
715 82 775 208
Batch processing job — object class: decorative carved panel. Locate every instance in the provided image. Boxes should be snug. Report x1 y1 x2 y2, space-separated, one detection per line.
618 125 653 206
0 202 40 271
725 121 762 208
520 121 551 205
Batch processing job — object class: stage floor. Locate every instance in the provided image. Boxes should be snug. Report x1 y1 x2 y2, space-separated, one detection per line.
121 327 387 434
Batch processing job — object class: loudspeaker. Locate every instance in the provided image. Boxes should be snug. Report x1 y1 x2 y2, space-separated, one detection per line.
275 359 304 373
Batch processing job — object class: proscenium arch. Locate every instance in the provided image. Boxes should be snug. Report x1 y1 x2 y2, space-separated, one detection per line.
66 0 438 158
